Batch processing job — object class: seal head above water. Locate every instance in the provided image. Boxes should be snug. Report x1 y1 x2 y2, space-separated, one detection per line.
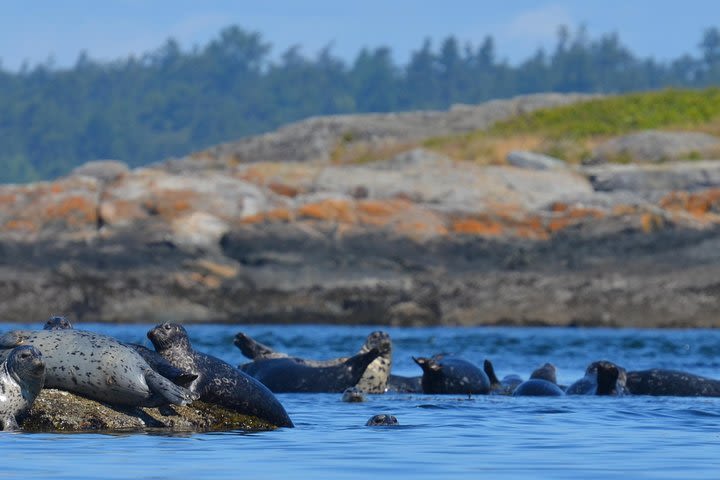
566 360 628 396
0 346 46 430
512 363 565 397
366 414 399 426
148 322 294 428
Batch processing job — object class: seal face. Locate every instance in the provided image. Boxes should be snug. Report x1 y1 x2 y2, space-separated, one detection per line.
366 414 399 426
148 323 294 428
234 331 393 393
626 369 720 396
0 329 196 407
239 348 382 393
566 360 628 396
43 316 73 330
0 346 45 430
413 354 490 395
341 387 366 403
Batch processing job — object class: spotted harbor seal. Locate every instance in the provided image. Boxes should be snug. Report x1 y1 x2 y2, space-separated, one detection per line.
413 354 490 395
341 387 366 402
39 316 197 388
147 322 294 428
240 348 383 393
566 360 628 395
235 331 392 393
483 359 523 395
626 369 720 396
0 346 45 430
513 363 565 397
366 414 399 426
0 329 196 407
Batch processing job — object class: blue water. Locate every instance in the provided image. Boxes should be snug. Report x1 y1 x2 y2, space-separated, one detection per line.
3 324 720 479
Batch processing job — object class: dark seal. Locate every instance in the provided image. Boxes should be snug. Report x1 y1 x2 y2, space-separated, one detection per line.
513 363 565 397
235 330 392 393
626 369 720 396
240 348 382 393
0 329 196 407
366 414 399 426
0 346 45 430
147 322 294 428
413 354 490 395
386 374 423 393
566 360 628 396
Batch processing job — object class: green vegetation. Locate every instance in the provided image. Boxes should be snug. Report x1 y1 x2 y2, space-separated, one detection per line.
3 25 720 183
422 88 720 165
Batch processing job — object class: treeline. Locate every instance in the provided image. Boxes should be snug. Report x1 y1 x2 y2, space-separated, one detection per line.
2 25 720 183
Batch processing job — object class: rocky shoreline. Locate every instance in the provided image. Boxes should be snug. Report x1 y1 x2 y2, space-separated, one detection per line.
3 92 720 328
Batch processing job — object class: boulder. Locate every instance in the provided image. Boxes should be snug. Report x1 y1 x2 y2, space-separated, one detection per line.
588 130 720 164
507 150 566 170
71 160 130 183
22 389 277 432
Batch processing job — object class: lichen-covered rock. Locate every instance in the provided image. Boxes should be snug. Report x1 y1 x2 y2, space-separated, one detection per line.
22 389 277 432
588 130 720 164
507 150 566 170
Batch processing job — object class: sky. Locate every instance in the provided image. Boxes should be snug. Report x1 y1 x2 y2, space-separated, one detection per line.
1 1 719 70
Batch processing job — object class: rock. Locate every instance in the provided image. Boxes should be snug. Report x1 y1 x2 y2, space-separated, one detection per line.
588 131 720 164
582 160 720 196
171 212 230 250
507 150 566 170
22 388 277 432
71 160 130 183
22 389 276 432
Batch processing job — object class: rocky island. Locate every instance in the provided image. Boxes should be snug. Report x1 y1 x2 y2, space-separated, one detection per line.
2 89 720 328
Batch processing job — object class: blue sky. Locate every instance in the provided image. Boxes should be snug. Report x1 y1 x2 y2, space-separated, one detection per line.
1 1 718 70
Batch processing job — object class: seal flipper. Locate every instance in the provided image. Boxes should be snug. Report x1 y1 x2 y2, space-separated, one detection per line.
143 368 199 406
128 344 198 387
483 359 501 385
233 332 277 360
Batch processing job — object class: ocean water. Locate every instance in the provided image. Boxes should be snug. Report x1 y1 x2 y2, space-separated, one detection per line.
2 324 720 479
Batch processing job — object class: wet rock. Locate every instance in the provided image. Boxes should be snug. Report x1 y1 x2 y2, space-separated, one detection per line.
22 389 277 432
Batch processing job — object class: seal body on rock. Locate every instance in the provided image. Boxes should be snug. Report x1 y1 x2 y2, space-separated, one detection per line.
513 363 565 397
626 369 720 396
413 354 490 395
240 348 382 393
235 331 392 393
39 317 197 389
0 346 45 430
566 361 628 395
366 414 399 426
484 359 523 395
0 329 196 407
148 322 294 428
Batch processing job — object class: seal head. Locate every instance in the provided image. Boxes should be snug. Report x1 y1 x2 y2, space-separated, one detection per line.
0 346 46 430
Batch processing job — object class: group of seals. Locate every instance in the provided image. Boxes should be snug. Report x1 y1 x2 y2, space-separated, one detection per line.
0 346 45 430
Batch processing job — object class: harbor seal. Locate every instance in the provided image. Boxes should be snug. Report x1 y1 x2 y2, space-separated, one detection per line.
626 369 720 396
512 363 565 397
386 374 423 393
147 322 294 428
235 330 392 393
483 359 523 395
240 348 383 393
0 346 45 430
413 354 490 395
566 360 628 395
0 329 196 407
341 387 366 402
366 414 399 426
39 316 196 388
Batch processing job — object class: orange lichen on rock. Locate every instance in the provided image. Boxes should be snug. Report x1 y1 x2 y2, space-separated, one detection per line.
44 195 97 226
356 199 412 227
451 218 504 236
547 206 605 233
268 183 300 197
142 191 197 219
297 199 356 223
241 208 293 224
3 219 38 233
659 189 720 217
640 212 665 233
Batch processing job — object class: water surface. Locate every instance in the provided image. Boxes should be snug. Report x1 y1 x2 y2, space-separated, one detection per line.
2 324 720 479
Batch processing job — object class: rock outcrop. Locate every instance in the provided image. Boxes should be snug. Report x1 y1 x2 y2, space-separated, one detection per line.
3 93 720 328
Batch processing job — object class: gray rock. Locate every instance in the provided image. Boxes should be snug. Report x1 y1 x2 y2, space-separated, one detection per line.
71 160 130 183
507 151 566 170
589 131 720 164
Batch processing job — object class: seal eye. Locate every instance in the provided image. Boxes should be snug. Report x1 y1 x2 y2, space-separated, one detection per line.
163 324 172 331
